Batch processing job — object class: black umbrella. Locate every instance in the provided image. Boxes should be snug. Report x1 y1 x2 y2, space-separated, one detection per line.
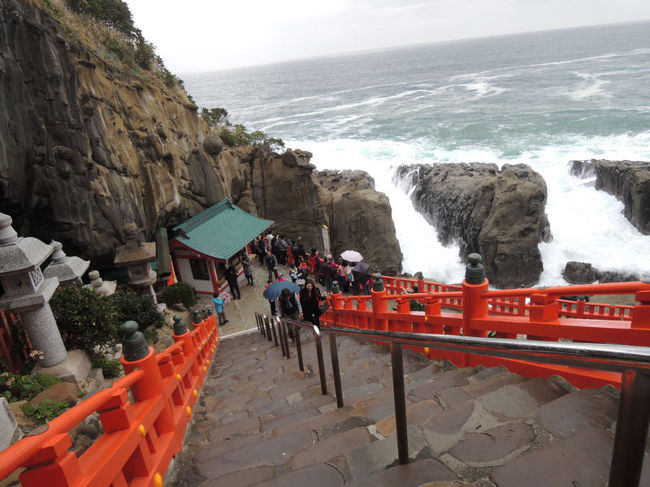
352 262 372 283
263 280 301 301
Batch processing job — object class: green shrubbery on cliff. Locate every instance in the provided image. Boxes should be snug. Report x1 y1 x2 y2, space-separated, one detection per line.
201 107 285 153
40 0 183 88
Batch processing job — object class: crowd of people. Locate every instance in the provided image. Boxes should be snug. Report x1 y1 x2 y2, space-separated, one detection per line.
252 233 373 296
212 232 374 332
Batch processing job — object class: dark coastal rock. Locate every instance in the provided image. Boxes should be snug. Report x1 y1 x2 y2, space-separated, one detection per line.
316 170 403 275
0 1 402 271
562 262 599 284
570 160 650 234
395 163 551 288
562 261 639 284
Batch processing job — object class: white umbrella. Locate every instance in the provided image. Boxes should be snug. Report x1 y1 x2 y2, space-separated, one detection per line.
341 250 363 263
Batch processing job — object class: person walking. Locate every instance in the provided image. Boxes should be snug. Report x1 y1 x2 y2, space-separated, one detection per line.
276 287 303 340
212 292 228 326
225 264 241 300
264 249 279 282
300 278 322 328
242 253 254 286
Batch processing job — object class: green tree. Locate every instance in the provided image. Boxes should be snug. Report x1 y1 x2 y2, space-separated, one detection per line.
201 107 230 127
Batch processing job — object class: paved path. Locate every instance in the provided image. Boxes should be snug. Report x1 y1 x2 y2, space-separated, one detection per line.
169 321 646 486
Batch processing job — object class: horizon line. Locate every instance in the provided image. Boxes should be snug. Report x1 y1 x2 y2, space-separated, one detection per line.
178 18 650 77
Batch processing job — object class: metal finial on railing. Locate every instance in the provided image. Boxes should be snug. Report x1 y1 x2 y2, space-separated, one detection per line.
121 321 150 361
192 310 202 324
173 314 187 335
331 280 341 294
373 273 385 292
465 253 485 285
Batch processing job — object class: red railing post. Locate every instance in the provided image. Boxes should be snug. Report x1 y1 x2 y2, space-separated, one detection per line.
424 297 442 334
631 290 650 329
19 433 83 486
397 298 412 332
462 254 489 338
371 273 388 331
120 322 177 441
330 281 343 327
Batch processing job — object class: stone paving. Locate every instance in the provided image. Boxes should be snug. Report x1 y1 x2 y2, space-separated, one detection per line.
168 321 650 486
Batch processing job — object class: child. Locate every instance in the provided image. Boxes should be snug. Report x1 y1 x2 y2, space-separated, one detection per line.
212 292 228 326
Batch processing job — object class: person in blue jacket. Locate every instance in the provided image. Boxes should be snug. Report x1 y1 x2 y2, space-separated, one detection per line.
213 292 228 326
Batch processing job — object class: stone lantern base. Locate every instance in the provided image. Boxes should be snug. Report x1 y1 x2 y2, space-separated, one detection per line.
31 349 91 383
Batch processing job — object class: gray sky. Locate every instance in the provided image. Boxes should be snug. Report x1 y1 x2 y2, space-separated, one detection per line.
125 0 650 74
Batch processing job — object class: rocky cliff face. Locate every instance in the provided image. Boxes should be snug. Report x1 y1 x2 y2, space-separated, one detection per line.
395 163 551 288
316 170 402 275
0 0 401 272
570 160 650 235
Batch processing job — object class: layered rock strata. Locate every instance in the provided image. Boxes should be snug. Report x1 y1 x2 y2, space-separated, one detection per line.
0 0 401 273
316 170 402 275
570 160 650 235
395 163 551 288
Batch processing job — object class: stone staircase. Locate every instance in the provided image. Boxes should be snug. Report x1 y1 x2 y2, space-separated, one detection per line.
170 328 649 486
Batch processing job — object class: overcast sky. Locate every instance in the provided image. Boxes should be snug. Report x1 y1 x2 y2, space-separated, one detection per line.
125 0 650 74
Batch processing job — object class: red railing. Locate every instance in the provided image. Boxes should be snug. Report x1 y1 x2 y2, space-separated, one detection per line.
0 315 218 487
323 276 650 389
384 275 635 320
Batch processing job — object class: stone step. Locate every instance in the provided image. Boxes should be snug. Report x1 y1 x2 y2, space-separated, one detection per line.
173 328 623 487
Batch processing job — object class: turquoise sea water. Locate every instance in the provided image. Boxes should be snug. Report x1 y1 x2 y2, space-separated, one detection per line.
183 22 650 285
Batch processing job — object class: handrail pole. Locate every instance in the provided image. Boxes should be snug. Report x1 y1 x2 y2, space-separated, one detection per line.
329 333 344 407
295 326 304 372
280 317 291 359
609 369 650 487
277 318 287 357
264 316 272 342
314 328 328 395
271 316 279 347
391 342 409 465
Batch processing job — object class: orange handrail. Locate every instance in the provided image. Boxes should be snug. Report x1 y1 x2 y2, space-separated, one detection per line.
322 275 650 389
0 314 219 487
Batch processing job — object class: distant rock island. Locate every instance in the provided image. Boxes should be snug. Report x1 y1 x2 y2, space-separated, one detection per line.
395 163 551 288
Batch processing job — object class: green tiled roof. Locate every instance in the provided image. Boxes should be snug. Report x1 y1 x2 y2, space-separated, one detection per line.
172 197 273 260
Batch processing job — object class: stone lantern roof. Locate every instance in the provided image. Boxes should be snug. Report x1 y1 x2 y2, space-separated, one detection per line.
114 223 156 267
43 241 90 284
0 213 53 276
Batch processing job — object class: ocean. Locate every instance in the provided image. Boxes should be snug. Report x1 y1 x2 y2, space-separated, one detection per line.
183 21 650 286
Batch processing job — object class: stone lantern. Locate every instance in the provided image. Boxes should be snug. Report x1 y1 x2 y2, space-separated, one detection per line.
0 213 66 367
43 241 90 286
114 223 157 300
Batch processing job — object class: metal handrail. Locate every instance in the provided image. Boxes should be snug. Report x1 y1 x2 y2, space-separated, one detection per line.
266 315 650 487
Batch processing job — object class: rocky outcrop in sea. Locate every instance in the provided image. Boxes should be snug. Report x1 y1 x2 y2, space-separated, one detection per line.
316 170 402 275
570 160 650 235
394 163 551 288
0 0 401 273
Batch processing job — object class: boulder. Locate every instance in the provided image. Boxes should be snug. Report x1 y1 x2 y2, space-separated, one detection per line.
395 163 551 288
316 170 403 275
562 261 639 284
0 397 21 451
204 135 224 155
29 382 78 408
570 160 650 234
562 261 599 284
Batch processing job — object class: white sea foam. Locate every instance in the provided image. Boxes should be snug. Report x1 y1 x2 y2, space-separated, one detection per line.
564 72 612 101
287 132 650 287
